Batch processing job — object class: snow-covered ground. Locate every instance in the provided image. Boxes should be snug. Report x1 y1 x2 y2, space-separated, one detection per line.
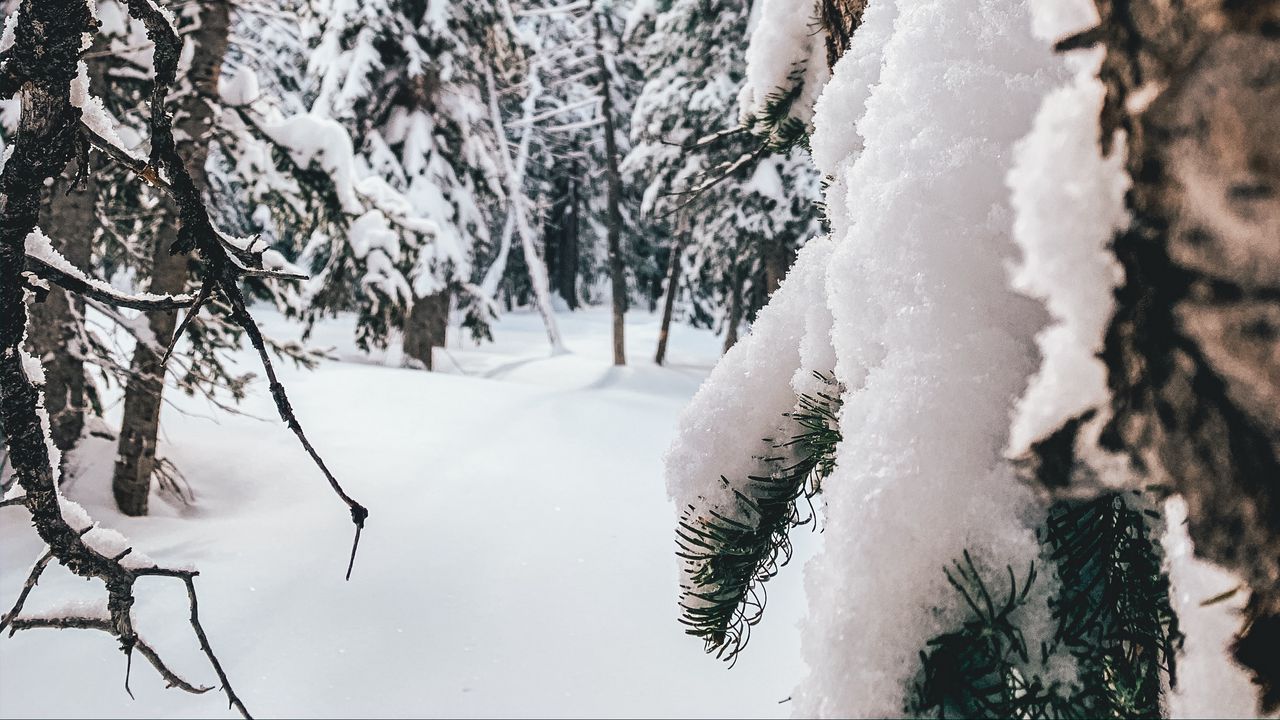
0 308 815 718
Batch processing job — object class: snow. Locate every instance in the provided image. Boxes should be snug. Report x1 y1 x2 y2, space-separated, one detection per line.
1161 497 1261 720
259 114 365 214
0 12 16 55
0 309 814 718
737 0 827 128
23 228 194 306
797 2 1066 713
70 61 132 153
664 237 827 525
1006 0 1129 458
218 68 260 106
665 0 1124 714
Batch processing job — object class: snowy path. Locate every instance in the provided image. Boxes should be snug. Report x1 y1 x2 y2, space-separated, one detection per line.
0 309 813 718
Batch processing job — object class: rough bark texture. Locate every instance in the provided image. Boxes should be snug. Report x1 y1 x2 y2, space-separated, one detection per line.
0 0 221 707
111 0 230 516
1053 1 1280 709
402 291 450 371
818 0 868 71
21 34 113 459
25 164 96 456
594 7 627 366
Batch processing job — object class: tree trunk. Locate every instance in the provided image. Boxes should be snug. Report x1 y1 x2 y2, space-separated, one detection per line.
763 233 792 297
25 164 95 457
111 0 229 516
594 6 627 366
22 35 112 460
654 247 682 366
818 0 868 70
1024 2 1280 708
655 216 687 367
722 265 744 355
403 291 450 371
559 173 580 310
544 178 562 299
484 65 564 352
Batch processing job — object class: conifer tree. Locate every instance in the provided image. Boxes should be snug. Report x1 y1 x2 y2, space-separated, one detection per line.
237 0 515 368
666 0 1278 715
624 0 820 362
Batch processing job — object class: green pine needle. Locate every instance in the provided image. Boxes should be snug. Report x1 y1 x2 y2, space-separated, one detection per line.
676 372 841 663
743 66 811 154
913 492 1183 719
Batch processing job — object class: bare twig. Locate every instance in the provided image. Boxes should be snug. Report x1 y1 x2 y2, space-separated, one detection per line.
9 615 215 696
0 494 27 508
0 549 54 633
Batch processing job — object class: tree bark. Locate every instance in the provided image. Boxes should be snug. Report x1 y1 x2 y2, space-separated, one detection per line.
594 6 627 366
655 217 687 367
22 35 113 460
722 264 744 355
1027 2 1280 709
111 0 230 516
403 291 450 371
763 232 792 298
818 0 867 71
25 164 96 457
558 173 581 310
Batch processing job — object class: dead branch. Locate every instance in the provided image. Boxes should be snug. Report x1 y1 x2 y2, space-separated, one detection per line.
0 0 367 717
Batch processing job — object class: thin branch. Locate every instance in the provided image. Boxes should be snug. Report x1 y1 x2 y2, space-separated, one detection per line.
8 616 214 695
178 574 249 717
0 549 54 633
0 494 27 508
25 253 198 311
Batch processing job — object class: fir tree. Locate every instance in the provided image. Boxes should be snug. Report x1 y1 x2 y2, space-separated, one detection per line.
624 0 821 360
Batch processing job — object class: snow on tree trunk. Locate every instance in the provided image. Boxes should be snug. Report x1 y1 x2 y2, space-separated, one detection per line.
1014 0 1280 708
485 65 565 354
25 161 96 456
671 0 1279 713
111 0 230 516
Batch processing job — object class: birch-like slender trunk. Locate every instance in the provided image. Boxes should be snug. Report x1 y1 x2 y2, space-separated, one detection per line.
484 65 564 353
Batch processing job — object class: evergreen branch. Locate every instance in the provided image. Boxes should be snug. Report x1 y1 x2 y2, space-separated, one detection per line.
912 492 1183 719
741 64 811 154
677 372 841 663
1047 491 1183 717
